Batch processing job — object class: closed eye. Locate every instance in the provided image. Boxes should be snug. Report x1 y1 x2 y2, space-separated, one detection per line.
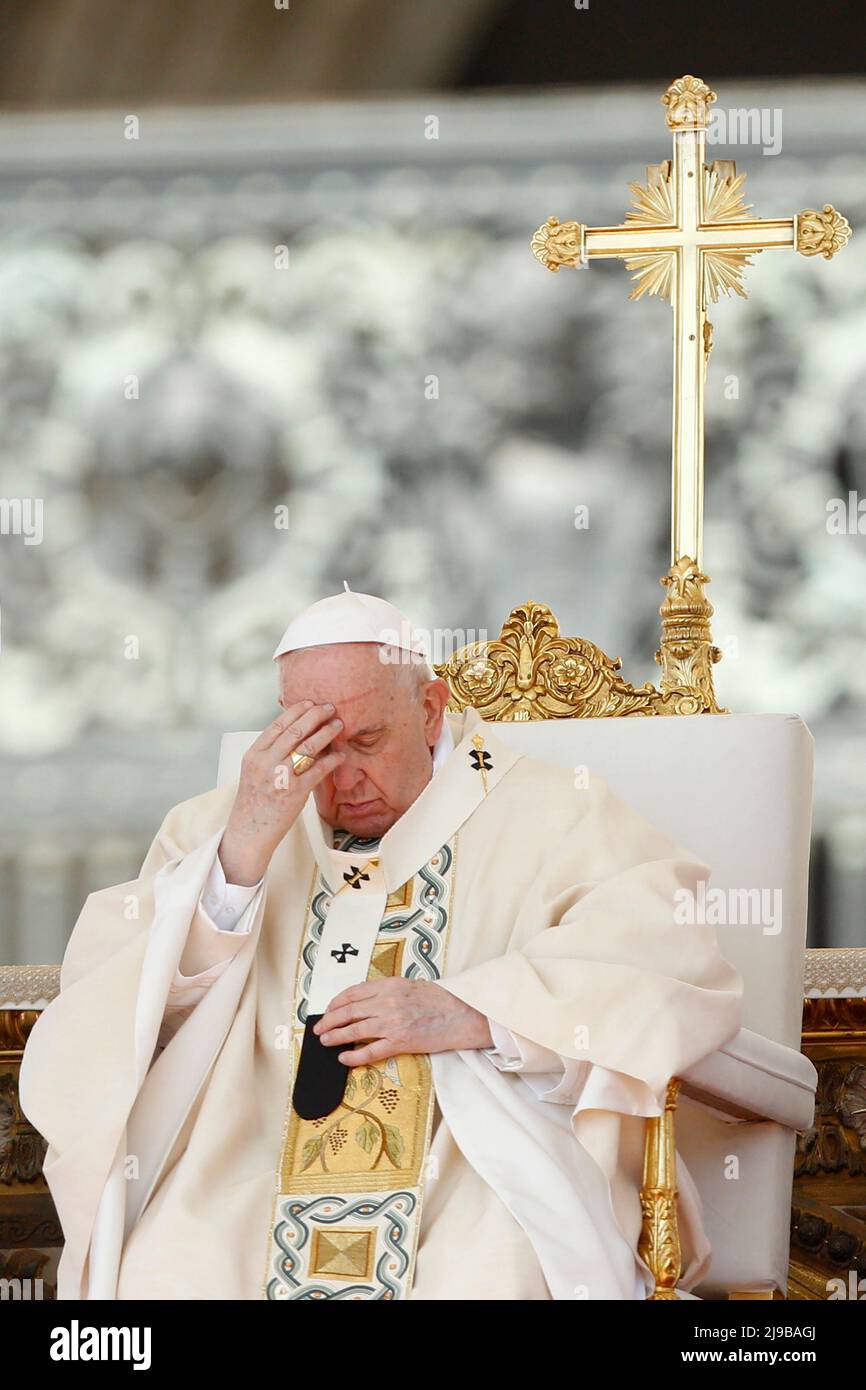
350 731 385 751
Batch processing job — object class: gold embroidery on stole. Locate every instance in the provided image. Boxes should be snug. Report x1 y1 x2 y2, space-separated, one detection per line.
263 838 456 1300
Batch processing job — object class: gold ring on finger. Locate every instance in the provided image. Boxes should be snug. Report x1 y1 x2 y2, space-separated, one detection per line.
290 751 316 776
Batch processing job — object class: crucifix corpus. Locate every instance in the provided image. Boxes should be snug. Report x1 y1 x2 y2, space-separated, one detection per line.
531 74 851 715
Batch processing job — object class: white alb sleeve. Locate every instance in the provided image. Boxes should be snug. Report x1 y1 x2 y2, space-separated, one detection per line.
200 855 263 933
167 855 265 1008
482 1018 593 1104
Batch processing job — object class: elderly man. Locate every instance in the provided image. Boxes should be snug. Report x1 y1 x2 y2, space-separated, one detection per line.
20 590 742 1301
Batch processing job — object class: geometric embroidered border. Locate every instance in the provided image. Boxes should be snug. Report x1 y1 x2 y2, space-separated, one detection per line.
268 1190 420 1300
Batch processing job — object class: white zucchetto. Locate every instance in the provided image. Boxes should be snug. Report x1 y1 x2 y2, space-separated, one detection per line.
272 584 429 662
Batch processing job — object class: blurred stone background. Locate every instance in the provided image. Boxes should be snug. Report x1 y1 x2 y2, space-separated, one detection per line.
1 0 865 959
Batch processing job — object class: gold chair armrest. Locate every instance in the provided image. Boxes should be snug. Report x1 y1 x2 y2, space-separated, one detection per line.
638 1077 682 1300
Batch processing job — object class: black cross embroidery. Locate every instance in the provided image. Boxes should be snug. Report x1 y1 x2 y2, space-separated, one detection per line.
469 734 492 796
343 864 370 890
331 942 359 964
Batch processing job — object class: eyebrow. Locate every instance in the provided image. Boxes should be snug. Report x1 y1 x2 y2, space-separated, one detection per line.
350 724 386 738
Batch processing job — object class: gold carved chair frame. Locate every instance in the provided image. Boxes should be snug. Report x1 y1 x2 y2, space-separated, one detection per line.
434 604 866 1301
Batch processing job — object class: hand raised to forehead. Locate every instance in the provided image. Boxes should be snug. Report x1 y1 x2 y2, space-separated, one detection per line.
218 702 345 886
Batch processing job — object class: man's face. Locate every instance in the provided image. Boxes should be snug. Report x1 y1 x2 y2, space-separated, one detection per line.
278 643 451 838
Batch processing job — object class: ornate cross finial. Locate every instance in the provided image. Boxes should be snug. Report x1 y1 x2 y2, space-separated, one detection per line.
660 74 717 130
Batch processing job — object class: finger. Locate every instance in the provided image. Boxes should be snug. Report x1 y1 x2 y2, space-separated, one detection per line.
313 1001 374 1034
294 749 346 789
275 714 343 764
340 1039 399 1067
254 702 315 752
319 1019 383 1047
269 703 334 753
325 983 382 1013
270 703 341 759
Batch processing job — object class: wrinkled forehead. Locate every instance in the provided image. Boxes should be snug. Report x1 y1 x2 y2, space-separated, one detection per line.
278 642 404 724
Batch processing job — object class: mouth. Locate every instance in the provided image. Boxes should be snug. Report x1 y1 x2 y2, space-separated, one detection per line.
340 798 383 814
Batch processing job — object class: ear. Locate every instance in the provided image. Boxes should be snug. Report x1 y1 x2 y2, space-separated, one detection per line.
422 678 452 746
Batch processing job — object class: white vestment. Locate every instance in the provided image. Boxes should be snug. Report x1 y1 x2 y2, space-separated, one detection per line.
19 707 743 1300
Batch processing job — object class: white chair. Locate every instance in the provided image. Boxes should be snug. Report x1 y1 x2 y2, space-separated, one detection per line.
218 707 818 1300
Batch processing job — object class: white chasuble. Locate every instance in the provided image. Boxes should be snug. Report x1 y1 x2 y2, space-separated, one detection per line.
18 707 743 1301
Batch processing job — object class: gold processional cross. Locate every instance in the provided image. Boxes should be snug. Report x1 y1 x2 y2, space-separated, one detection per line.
528 74 851 715
436 76 851 1301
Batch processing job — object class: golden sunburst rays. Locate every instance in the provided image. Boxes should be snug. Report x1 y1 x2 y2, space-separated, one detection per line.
623 251 676 302
625 247 755 305
623 159 761 304
702 249 754 302
702 161 753 223
625 162 675 226
624 163 676 302
702 162 756 302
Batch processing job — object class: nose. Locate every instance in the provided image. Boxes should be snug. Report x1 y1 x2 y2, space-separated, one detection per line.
332 755 364 792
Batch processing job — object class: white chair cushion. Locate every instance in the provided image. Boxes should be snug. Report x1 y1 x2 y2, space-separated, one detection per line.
483 712 813 1051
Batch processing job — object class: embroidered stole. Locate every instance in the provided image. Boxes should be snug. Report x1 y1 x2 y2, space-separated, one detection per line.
264 832 455 1300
